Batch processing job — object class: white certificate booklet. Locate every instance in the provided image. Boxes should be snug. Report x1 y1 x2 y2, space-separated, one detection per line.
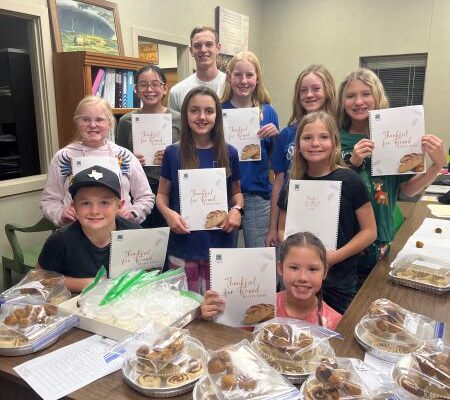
210 247 276 328
369 105 425 176
71 156 120 177
284 180 341 250
178 168 228 231
132 113 172 166
109 227 170 277
222 107 261 161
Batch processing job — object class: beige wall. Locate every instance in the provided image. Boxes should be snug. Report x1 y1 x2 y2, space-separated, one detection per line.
0 0 449 289
261 0 450 152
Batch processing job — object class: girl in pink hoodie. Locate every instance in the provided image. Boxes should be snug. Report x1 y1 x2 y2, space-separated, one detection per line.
41 95 154 226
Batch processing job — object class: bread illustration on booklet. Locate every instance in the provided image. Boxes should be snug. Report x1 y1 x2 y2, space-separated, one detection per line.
205 210 228 229
398 152 424 173
243 303 275 325
241 144 261 160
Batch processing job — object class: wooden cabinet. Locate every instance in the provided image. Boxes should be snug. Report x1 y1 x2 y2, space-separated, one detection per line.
52 51 150 147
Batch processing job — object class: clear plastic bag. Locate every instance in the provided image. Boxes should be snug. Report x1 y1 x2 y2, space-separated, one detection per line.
300 357 408 400
205 339 300 399
393 339 450 399
107 322 206 393
355 299 444 361
252 318 340 381
0 270 71 305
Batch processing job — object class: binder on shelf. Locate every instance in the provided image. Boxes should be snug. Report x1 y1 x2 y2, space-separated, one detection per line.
284 180 341 250
121 70 127 109
126 70 134 108
104 68 116 108
92 68 105 95
115 70 123 108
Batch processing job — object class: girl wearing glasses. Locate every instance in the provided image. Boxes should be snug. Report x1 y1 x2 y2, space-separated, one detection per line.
40 95 154 226
220 51 279 248
116 65 181 228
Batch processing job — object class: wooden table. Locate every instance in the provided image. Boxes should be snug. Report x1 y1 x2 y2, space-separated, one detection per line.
1 201 448 399
333 200 450 357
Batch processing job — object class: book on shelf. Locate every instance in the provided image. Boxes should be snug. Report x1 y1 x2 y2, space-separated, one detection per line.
92 68 105 95
115 70 123 108
121 70 127 109
369 105 425 176
104 68 116 108
210 247 277 328
126 70 134 108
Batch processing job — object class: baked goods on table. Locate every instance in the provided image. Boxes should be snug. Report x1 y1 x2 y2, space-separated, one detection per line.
393 339 450 399
252 318 338 384
389 253 450 294
0 270 71 305
0 302 78 356
242 304 274 325
200 339 299 399
117 324 206 397
300 357 403 400
354 299 444 362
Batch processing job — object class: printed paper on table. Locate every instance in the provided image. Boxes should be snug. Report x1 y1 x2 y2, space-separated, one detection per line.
284 180 341 250
370 105 425 176
210 247 276 327
109 227 170 277
71 156 120 177
179 168 228 231
132 113 172 166
222 107 261 161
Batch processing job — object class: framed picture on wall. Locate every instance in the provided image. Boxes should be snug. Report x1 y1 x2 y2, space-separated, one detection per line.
48 0 124 55
138 43 159 64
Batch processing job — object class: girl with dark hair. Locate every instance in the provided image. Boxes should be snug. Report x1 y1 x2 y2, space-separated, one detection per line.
201 232 342 330
116 64 181 227
156 87 243 293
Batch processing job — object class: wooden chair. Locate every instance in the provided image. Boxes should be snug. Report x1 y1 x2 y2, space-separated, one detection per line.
2 217 56 289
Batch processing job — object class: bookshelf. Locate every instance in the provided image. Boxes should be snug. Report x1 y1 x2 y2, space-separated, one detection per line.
53 51 150 147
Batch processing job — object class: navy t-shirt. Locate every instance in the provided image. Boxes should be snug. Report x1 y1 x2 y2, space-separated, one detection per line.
160 143 240 259
278 168 370 294
222 102 279 198
38 217 140 278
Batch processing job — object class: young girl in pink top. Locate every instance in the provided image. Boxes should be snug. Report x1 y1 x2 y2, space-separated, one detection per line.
201 231 341 330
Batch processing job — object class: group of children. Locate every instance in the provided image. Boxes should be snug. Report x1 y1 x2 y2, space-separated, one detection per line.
37 26 446 332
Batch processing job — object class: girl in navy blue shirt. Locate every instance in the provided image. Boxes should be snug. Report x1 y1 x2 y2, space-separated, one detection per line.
156 87 243 294
221 51 279 248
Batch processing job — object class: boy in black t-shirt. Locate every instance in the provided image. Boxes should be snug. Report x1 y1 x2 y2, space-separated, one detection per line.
37 165 140 292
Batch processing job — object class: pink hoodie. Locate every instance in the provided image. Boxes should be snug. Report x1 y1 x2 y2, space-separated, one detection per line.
40 141 154 226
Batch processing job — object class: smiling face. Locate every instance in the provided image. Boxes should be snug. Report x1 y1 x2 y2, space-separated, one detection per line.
343 79 375 124
135 69 166 108
277 245 326 301
76 104 111 148
189 30 220 71
228 59 258 104
299 73 326 113
73 186 123 233
298 119 333 168
187 94 217 140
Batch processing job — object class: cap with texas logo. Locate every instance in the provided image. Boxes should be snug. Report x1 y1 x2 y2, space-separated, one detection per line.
69 165 121 199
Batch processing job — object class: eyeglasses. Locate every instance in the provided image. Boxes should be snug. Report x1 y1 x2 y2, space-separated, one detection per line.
136 81 165 91
76 116 109 125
